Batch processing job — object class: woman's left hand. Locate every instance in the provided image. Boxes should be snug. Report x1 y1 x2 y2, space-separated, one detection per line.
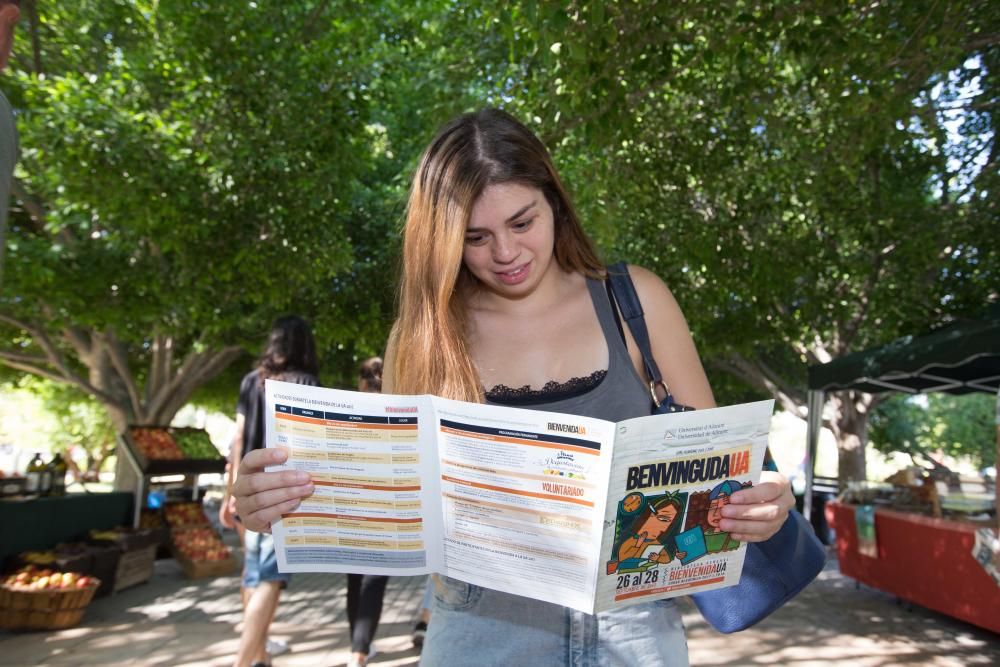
718 471 795 542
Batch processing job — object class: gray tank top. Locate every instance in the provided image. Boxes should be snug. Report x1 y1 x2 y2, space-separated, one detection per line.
485 277 651 423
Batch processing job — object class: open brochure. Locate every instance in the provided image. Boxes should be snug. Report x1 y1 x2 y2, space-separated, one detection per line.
264 380 774 614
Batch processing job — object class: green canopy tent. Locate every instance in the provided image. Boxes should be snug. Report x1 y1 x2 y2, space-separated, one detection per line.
803 305 1000 521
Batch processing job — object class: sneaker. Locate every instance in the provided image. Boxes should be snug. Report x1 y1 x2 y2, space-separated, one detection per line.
412 620 428 648
266 638 290 657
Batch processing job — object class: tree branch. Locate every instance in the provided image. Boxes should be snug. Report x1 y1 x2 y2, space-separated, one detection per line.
0 358 70 385
62 327 93 362
0 350 50 366
0 314 117 403
145 347 206 419
24 0 43 75
148 345 244 424
99 329 144 421
9 179 47 233
300 0 334 45
711 354 806 417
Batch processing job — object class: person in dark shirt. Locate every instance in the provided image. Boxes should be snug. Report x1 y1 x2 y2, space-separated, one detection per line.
221 315 319 667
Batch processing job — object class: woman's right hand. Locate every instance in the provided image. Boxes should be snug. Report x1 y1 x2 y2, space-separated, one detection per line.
231 448 314 533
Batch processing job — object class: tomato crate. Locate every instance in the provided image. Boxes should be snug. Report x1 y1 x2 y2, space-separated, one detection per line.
171 548 238 579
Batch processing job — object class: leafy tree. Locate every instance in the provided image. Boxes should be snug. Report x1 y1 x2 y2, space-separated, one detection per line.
871 393 996 470
435 1 999 483
2 1 996 493
0 1 379 431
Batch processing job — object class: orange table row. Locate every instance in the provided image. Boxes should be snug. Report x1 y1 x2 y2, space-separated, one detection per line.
825 501 999 634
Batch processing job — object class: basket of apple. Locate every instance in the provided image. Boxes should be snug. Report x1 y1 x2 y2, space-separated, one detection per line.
0 565 100 630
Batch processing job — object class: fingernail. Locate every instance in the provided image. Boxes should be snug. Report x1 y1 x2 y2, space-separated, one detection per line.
301 483 314 495
293 471 310 483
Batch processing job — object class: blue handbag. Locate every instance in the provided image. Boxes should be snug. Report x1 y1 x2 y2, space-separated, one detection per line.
607 263 827 633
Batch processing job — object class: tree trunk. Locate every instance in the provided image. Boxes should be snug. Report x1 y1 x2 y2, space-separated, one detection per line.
827 390 871 488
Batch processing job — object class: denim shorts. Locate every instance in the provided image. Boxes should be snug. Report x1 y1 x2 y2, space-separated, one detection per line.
421 576 689 666
242 529 291 588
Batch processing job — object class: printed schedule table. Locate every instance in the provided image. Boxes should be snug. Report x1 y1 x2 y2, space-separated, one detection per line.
272 402 429 570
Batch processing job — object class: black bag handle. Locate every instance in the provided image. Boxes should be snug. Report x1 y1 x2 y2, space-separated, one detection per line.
607 262 776 468
606 262 693 413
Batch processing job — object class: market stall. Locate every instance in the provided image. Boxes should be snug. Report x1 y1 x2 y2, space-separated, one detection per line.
0 425 234 631
117 425 227 527
116 426 236 579
805 305 999 633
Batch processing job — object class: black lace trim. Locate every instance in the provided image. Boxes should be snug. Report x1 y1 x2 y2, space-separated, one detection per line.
485 369 608 406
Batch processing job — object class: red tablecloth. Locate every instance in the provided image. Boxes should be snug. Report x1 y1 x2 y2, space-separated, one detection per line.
826 501 999 634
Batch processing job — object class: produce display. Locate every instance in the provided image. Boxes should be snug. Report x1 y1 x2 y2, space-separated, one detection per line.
171 429 220 459
3 565 97 591
123 425 223 474
164 502 210 529
171 528 231 562
129 427 184 460
0 565 102 630
20 543 99 575
139 510 166 530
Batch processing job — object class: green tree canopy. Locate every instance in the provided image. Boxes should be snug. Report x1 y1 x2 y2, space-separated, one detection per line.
1 1 996 487
870 394 996 470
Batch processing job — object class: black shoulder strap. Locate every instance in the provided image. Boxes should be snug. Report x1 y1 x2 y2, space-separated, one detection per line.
607 265 774 465
606 262 663 388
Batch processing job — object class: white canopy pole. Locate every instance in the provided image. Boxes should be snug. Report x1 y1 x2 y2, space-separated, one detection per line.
804 389 825 522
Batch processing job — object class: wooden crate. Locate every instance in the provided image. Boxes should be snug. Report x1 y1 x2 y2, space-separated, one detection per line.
112 545 156 594
0 581 99 630
173 549 238 579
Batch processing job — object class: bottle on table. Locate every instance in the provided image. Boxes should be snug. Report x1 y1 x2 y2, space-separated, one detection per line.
47 452 67 496
25 453 47 495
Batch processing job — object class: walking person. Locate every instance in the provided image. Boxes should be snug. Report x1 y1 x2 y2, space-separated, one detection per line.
232 109 794 665
345 357 389 667
220 315 320 667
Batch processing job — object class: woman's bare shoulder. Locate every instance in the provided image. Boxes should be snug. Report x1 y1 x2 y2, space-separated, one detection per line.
625 264 685 319
623 264 715 408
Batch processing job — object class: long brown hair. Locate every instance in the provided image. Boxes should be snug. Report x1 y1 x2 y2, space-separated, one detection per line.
391 109 603 401
257 315 319 385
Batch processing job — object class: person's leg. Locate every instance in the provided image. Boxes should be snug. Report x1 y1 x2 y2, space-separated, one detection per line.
234 530 290 667
412 576 434 648
350 575 389 658
420 575 434 621
235 580 282 667
346 573 362 636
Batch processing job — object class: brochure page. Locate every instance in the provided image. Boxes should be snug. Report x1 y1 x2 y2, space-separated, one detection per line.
265 381 442 576
594 400 774 613
431 397 616 613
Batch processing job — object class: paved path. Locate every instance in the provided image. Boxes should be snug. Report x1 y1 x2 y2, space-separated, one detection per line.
1 549 997 666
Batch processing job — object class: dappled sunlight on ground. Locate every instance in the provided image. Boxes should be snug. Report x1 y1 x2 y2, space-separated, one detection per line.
1 548 998 665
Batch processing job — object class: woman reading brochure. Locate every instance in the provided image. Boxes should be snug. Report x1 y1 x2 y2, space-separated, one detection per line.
233 108 794 665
